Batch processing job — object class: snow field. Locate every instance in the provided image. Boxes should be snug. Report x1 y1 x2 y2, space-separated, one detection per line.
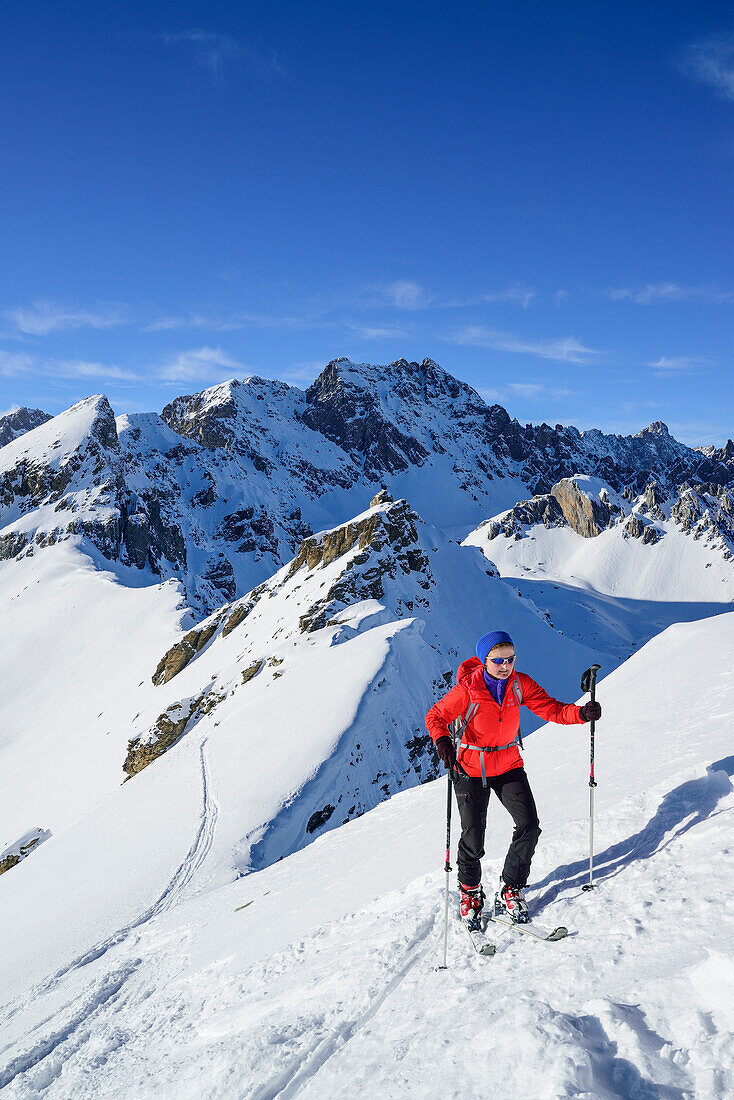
2 611 734 1096
0 544 186 841
465 501 734 604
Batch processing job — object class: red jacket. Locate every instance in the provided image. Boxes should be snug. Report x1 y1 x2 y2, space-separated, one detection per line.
425 657 585 779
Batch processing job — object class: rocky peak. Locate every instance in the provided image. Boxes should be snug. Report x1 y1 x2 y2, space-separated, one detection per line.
0 407 52 449
636 421 670 438
161 380 241 450
87 395 120 451
303 359 430 477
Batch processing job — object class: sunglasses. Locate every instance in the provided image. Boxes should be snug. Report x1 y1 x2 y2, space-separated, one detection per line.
488 654 516 665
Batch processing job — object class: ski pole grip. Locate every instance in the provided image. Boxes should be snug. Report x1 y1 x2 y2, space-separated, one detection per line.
580 664 601 700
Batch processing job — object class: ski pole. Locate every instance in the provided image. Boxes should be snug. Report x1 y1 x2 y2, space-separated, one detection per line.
580 664 601 891
438 746 454 970
438 704 476 969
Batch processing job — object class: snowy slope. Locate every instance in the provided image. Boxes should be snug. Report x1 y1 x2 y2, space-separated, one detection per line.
466 474 734 604
0 494 604 955
0 544 186 846
1 610 733 1097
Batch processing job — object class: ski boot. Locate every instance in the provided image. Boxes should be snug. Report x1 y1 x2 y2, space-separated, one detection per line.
459 883 485 932
495 880 529 924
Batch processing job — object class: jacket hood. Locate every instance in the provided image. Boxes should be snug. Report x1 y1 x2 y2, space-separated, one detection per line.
457 655 517 695
457 656 482 685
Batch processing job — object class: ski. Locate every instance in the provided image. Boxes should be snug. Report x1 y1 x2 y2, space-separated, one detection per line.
485 913 568 941
462 917 496 956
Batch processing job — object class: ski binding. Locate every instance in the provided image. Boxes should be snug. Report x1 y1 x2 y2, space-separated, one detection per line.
461 916 496 956
485 912 569 941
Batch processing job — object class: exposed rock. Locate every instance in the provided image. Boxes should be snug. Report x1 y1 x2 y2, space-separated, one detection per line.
241 659 264 685
202 555 236 603
642 481 667 521
370 488 393 507
306 804 335 834
162 388 238 450
0 531 29 560
290 499 432 634
303 359 431 477
124 688 226 777
483 495 566 540
624 514 663 544
672 483 734 558
0 828 52 876
222 602 252 638
549 479 616 538
152 615 224 685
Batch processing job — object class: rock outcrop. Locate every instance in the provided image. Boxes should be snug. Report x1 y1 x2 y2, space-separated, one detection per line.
484 478 621 541
288 499 432 634
124 688 226 777
549 479 618 538
0 828 52 876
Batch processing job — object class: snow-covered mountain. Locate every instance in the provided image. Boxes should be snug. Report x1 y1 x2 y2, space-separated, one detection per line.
1 355 734 1097
1 357 731 615
0 491 606 885
0 406 51 449
466 473 734 603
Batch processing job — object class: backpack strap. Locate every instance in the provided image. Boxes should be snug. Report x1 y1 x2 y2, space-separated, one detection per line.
450 702 477 746
513 677 524 750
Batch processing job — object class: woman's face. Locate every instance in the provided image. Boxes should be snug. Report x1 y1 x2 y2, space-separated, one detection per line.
484 644 516 680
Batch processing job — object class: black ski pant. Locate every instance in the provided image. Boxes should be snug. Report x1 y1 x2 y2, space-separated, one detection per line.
453 766 541 890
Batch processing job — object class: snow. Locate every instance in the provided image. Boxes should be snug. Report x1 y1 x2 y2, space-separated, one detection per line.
465 503 734 604
0 395 109 477
1 378 734 1096
0 544 186 842
1 602 734 1096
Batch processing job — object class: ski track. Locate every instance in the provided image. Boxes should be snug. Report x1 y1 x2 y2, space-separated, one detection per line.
0 737 218 1093
248 910 438 1100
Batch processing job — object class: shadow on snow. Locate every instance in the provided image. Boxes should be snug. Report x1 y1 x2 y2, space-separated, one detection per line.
532 755 734 910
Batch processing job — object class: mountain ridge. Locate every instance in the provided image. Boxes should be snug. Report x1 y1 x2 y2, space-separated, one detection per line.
0 357 731 613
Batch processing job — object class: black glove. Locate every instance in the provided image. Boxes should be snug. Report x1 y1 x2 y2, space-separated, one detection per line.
435 736 457 770
579 701 602 722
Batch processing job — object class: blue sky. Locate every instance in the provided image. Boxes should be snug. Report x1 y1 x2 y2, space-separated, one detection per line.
1 1 733 445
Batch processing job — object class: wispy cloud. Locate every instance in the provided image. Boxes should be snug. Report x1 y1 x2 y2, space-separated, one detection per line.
0 351 35 376
453 325 602 364
482 284 536 309
57 360 142 382
152 346 243 383
648 356 707 375
346 321 411 340
679 34 734 101
0 349 141 383
278 361 324 385
7 300 128 336
155 30 285 79
507 381 572 399
607 283 734 304
477 387 505 403
145 309 327 333
384 280 432 310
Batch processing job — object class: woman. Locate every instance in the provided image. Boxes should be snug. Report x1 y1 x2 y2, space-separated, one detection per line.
425 630 601 927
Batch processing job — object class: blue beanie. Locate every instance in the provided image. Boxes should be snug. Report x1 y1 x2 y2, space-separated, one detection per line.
476 631 514 665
